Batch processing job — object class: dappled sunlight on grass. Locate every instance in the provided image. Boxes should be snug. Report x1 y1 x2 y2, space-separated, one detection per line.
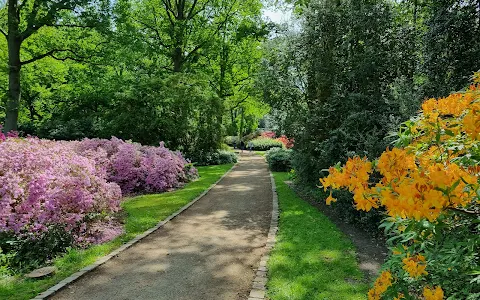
268 172 368 300
0 164 233 300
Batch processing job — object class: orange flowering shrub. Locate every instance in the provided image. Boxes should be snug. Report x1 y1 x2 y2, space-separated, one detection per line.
320 76 480 299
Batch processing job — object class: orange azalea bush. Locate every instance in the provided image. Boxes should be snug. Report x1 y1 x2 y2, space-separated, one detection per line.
321 76 480 299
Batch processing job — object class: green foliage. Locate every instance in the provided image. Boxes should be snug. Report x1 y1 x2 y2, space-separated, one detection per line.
224 136 239 146
191 150 238 166
0 0 269 156
249 137 284 151
265 147 292 172
0 227 74 273
263 0 480 239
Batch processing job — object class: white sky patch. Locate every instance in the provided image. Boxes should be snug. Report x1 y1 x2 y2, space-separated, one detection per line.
262 4 293 24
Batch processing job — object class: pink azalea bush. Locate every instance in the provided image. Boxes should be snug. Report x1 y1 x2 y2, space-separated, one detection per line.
0 137 122 244
261 131 277 138
74 138 198 194
0 134 197 270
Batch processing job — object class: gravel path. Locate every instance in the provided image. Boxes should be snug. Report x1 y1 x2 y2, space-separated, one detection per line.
51 154 272 300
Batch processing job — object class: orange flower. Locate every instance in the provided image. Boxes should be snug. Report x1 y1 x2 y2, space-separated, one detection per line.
423 286 444 300
402 254 428 278
368 270 393 300
325 191 337 205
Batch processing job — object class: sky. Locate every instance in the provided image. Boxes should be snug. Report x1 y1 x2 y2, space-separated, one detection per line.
262 3 293 24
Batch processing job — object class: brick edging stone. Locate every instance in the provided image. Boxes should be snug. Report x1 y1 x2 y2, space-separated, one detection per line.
31 164 238 300
248 172 279 300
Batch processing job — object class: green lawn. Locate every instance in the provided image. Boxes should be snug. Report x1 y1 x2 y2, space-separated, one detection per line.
255 150 267 157
268 172 368 300
0 164 233 300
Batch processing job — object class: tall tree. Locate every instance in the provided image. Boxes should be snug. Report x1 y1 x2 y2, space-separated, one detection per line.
0 0 110 132
130 0 240 72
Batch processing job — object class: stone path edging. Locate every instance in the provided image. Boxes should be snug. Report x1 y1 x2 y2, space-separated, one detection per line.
31 164 237 300
248 172 279 300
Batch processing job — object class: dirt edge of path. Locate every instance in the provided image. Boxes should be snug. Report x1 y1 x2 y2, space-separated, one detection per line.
285 181 388 282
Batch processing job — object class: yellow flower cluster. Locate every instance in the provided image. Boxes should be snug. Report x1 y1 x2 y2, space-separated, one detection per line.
402 254 428 278
320 156 378 211
367 270 393 300
320 84 480 222
423 286 444 300
420 83 480 137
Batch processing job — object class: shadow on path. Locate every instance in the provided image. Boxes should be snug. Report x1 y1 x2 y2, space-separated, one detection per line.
51 154 272 300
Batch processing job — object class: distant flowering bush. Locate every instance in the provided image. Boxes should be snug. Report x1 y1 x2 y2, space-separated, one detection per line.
320 77 480 299
249 137 284 151
275 135 294 149
75 137 198 194
261 131 276 138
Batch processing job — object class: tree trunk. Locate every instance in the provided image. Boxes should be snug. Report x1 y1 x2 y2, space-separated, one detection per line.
238 107 244 139
413 0 418 26
173 47 183 72
5 0 21 133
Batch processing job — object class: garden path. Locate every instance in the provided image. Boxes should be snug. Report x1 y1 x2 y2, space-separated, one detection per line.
50 153 272 300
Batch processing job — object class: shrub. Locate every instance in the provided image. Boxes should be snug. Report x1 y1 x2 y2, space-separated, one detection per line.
224 136 239 146
218 150 238 164
275 135 294 149
0 137 122 270
219 143 231 151
75 138 198 194
191 150 237 166
321 78 480 299
266 147 292 172
249 137 284 151
261 131 276 138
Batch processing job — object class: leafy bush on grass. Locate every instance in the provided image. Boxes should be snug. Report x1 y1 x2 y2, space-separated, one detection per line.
224 136 239 146
191 150 238 166
249 137 284 151
266 147 292 172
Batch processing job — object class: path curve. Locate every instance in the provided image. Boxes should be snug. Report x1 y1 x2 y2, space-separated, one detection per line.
50 154 272 300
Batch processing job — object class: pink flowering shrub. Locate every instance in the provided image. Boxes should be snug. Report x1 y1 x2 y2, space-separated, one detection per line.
261 131 276 138
0 137 121 240
75 138 198 194
0 135 195 271
0 136 122 269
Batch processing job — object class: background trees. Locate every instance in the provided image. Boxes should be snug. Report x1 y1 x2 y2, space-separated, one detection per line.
262 0 480 231
0 0 268 160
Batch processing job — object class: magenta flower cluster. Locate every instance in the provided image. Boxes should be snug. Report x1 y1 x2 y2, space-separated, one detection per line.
0 135 197 247
74 137 198 194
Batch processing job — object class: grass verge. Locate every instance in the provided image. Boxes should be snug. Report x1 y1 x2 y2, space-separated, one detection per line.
268 172 369 300
0 164 233 300
255 150 267 157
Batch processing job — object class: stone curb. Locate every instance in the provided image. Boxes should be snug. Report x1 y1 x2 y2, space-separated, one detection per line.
247 172 279 300
31 164 238 300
